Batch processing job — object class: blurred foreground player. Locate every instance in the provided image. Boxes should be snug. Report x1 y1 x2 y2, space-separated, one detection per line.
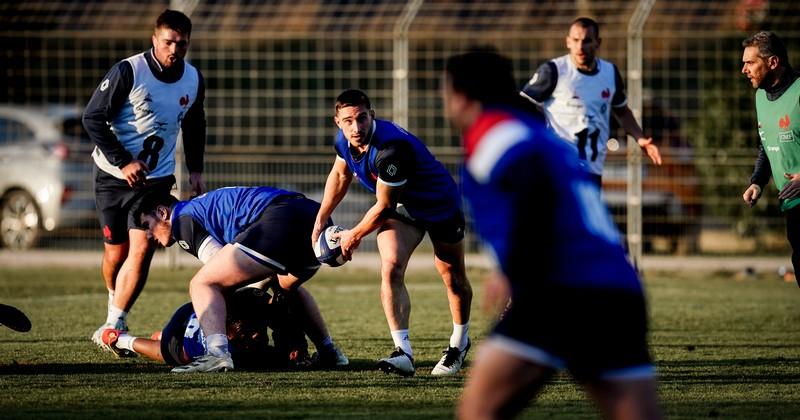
443 50 662 420
137 186 347 372
102 285 312 370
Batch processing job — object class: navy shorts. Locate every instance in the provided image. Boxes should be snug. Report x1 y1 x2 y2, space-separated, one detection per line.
387 206 466 244
490 285 654 381
233 195 323 281
94 168 175 244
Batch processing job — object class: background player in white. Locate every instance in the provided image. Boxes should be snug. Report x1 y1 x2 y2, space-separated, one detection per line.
311 90 473 376
521 17 661 185
83 10 206 354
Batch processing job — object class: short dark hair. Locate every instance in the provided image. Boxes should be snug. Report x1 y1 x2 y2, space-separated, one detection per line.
445 48 520 106
132 193 179 227
156 9 192 36
743 31 790 68
571 16 600 38
335 89 371 113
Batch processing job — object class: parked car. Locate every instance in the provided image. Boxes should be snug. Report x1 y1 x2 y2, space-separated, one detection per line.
0 105 95 250
602 98 702 253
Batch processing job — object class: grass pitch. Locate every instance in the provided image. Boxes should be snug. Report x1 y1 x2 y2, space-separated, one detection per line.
0 264 799 419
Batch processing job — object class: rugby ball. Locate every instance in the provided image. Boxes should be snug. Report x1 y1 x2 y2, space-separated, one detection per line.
314 225 347 267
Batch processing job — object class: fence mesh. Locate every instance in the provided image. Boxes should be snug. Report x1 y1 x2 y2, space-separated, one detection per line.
1 0 799 255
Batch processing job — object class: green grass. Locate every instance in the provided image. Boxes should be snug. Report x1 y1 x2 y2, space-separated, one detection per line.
0 266 799 418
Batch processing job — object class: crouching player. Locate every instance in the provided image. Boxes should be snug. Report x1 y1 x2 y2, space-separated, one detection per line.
443 50 662 419
136 186 348 373
102 285 313 370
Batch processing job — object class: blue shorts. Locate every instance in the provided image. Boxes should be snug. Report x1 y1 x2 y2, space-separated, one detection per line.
233 195 324 281
490 285 654 381
387 206 466 244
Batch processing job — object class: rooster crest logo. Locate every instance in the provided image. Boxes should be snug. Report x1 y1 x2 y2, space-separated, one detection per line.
779 114 791 130
601 88 610 99
179 94 190 107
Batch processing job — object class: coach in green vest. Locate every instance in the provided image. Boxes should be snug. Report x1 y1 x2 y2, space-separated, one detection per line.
742 31 800 286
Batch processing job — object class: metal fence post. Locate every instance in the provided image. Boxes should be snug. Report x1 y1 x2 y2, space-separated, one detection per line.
626 0 655 273
393 0 423 128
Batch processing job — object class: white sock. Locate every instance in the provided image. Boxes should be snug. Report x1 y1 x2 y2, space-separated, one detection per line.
105 304 127 327
390 329 413 357
106 289 114 310
206 333 229 357
116 334 137 352
450 322 470 350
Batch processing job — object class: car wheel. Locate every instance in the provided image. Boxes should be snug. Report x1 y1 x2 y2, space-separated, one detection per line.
0 190 41 250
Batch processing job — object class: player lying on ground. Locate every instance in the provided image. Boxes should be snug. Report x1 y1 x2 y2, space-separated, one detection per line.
102 284 314 370
135 186 347 373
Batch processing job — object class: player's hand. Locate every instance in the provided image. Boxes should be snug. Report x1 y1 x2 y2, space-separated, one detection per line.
331 229 360 261
637 137 662 166
189 172 206 198
743 184 762 207
310 221 326 249
779 173 800 200
121 160 149 188
482 271 511 318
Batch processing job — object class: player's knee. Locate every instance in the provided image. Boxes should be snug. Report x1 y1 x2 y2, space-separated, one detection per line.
380 262 406 284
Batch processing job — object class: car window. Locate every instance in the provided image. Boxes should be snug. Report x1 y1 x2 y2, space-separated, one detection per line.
61 116 94 155
0 117 34 146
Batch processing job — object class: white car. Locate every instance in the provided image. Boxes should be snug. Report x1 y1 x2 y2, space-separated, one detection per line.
0 105 95 250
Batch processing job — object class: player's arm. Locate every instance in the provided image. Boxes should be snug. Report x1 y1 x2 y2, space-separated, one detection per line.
83 61 149 186
338 179 403 260
520 61 557 106
181 70 207 197
83 61 133 166
336 142 409 259
610 64 662 166
173 214 222 263
312 157 353 245
744 143 771 206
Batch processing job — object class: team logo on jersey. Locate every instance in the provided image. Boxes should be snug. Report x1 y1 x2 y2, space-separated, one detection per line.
178 240 190 250
779 114 791 129
778 115 794 142
179 94 190 107
601 88 610 99
100 79 110 91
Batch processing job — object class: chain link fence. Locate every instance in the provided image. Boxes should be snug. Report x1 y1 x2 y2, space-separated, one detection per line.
1 0 799 255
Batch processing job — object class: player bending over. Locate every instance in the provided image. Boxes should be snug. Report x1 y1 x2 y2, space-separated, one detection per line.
136 186 347 373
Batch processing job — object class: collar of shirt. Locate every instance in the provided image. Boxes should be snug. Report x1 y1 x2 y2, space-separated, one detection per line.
145 48 186 84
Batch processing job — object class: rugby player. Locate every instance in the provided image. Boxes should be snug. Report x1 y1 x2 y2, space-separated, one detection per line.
83 9 207 353
101 285 312 370
137 186 347 373
311 89 473 376
520 17 661 184
443 50 662 420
